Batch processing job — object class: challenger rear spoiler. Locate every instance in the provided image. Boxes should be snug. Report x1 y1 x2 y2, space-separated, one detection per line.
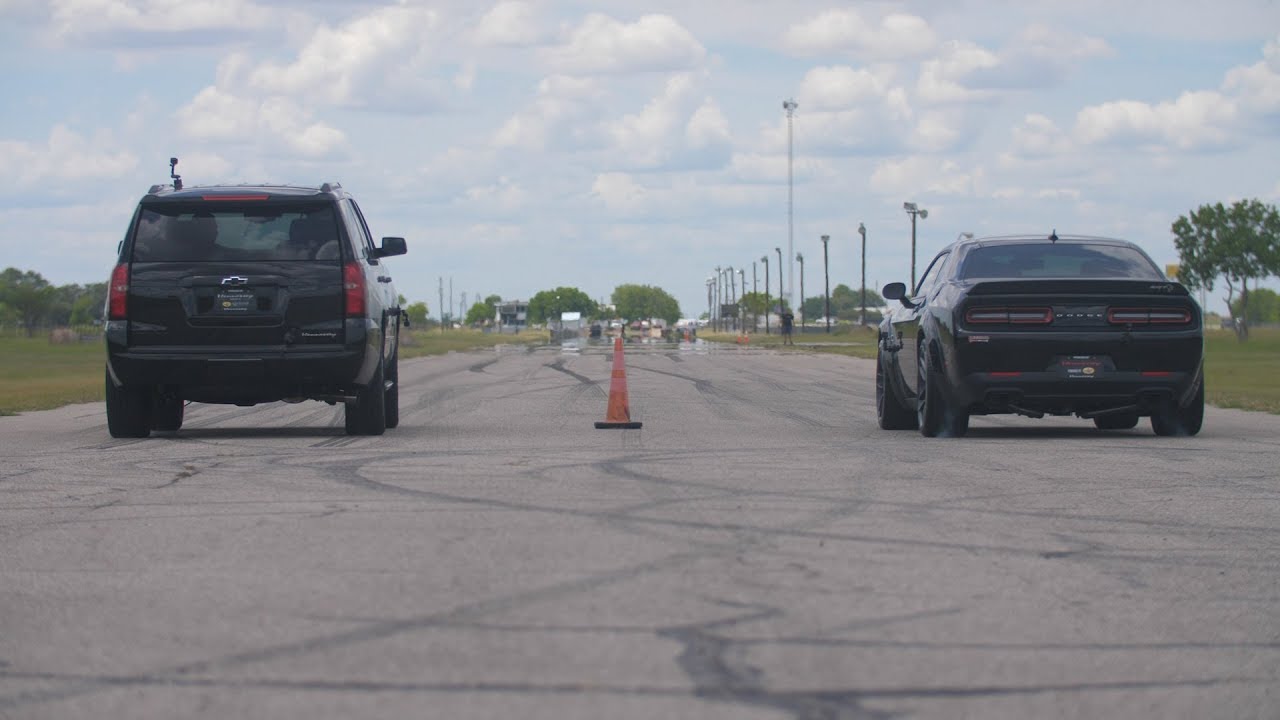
965 280 1190 297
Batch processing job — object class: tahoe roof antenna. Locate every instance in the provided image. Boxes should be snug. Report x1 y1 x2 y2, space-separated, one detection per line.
169 157 182 191
1049 229 1058 243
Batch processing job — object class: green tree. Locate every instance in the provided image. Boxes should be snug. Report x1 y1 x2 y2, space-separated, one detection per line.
69 282 108 325
527 287 597 324
0 268 58 336
611 284 680 325
463 294 502 326
405 301 429 326
1230 287 1280 325
1173 199 1280 341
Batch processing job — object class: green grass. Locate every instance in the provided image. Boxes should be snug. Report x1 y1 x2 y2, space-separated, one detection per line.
0 328 547 415
1203 328 1280 413
2 327 1276 415
0 335 106 414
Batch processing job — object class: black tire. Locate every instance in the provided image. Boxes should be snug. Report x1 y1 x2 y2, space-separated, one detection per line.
1093 412 1139 430
105 368 151 438
345 354 387 436
1152 377 1204 437
877 349 917 430
151 395 184 432
384 348 400 430
917 342 968 438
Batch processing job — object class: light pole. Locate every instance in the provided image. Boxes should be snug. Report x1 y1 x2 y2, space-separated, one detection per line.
752 261 758 332
714 266 722 331
761 255 770 335
796 252 805 329
903 201 928 291
775 247 784 314
858 223 867 327
737 268 745 332
821 234 831 333
706 277 714 327
727 266 736 332
783 98 798 311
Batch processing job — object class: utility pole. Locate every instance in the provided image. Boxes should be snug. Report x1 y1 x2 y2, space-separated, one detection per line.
737 268 745 333
903 201 928 291
783 98 798 311
796 252 805 329
761 255 770 335
858 223 867 327
752 261 758 332
727 266 736 332
461 292 467 323
776 247 784 314
821 234 831 333
438 277 444 334
448 276 453 327
714 265 722 332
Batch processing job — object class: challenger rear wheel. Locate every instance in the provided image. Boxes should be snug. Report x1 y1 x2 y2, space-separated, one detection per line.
1152 377 1204 437
877 349 917 430
917 342 968 438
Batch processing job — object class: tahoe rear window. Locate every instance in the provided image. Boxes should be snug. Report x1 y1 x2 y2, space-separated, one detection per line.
131 204 341 262
959 243 1163 280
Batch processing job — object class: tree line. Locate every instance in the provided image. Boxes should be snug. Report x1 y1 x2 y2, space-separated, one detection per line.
0 268 107 336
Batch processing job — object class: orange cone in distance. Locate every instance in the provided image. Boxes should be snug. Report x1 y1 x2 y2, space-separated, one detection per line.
595 336 642 429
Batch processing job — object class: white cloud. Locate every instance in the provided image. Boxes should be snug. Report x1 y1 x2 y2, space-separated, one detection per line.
0 125 137 188
1010 113 1073 157
49 0 278 40
686 99 730 150
246 4 443 110
917 41 1001 105
474 1 545 47
590 172 647 213
782 9 936 60
1073 91 1238 150
175 86 346 158
493 74 602 151
870 156 982 197
462 176 528 213
796 66 891 111
544 13 706 75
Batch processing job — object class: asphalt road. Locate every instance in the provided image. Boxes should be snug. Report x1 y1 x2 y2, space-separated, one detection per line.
2 340 1278 719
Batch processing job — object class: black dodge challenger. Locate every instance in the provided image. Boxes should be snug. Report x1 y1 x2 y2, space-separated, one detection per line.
877 234 1204 437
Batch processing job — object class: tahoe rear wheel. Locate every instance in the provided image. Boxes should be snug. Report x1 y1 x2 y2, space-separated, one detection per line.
151 394 184 432
105 368 152 438
1151 377 1204 437
877 349 917 430
917 342 968 438
345 353 387 436
384 348 400 430
1093 412 1139 430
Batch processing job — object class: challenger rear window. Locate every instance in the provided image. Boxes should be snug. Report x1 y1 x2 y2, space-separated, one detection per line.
131 204 341 262
958 243 1163 280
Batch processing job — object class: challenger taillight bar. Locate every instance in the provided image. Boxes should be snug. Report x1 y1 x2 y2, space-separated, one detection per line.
964 307 1052 324
343 261 366 317
1107 307 1192 325
108 263 129 320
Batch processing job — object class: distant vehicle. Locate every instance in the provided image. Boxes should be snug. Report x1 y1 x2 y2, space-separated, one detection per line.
876 234 1203 437
104 165 407 438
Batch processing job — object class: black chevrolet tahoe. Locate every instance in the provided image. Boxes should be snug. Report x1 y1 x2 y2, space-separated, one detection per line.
105 175 407 438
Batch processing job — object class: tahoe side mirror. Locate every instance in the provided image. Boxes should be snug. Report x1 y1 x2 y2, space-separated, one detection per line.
378 237 407 257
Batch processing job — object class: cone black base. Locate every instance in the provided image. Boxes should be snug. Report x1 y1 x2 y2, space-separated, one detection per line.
594 421 643 429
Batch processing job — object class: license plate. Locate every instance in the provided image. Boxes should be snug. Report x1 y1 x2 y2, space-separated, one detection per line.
1051 355 1113 379
214 289 253 313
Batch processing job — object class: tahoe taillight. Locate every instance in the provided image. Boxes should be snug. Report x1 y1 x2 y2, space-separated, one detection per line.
965 307 1052 324
108 263 129 320
343 262 365 317
1107 308 1191 325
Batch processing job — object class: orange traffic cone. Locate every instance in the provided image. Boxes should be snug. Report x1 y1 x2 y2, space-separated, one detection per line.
595 336 643 429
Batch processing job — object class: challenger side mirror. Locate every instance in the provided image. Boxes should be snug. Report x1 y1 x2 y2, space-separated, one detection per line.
882 282 917 309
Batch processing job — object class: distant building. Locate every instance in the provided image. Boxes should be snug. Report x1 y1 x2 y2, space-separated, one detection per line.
496 300 528 333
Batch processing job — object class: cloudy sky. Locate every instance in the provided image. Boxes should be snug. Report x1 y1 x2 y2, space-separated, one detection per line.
2 0 1278 318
